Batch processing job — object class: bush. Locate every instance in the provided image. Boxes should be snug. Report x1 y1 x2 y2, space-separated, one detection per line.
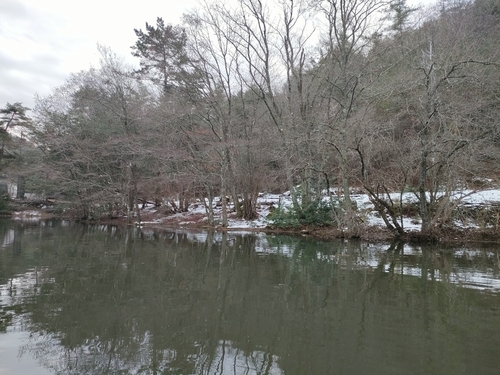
0 197 11 215
269 199 336 229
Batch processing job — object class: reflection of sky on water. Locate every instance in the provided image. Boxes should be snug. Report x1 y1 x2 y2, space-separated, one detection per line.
0 270 53 375
0 245 285 375
15 333 284 375
0 268 48 305
0 331 53 375
20 330 183 375
193 341 284 375
1 229 15 248
1 224 500 375
2 282 284 375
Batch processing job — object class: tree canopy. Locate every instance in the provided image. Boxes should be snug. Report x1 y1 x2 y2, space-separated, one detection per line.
131 17 191 96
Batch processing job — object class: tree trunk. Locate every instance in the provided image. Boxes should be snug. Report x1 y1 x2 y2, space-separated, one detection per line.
419 150 431 233
16 176 26 199
203 185 215 226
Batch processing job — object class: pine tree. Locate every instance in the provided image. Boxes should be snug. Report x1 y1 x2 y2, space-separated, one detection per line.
131 17 190 96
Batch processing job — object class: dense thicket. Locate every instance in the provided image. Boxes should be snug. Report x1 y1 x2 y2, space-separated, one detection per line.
23 0 500 234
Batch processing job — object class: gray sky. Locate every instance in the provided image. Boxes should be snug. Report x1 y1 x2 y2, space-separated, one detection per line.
1 0 431 113
0 0 196 111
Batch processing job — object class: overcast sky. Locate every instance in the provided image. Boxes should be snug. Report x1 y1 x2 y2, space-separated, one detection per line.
0 0 197 111
1 0 432 113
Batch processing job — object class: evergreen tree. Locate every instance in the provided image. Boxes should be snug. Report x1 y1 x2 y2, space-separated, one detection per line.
0 102 31 162
131 17 190 96
388 0 417 34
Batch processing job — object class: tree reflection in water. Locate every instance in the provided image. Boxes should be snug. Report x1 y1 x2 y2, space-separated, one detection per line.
0 220 499 374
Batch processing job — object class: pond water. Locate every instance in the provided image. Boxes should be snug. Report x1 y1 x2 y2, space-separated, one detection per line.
1 219 500 375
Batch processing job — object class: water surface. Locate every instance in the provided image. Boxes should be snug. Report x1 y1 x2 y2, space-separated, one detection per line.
1 220 500 374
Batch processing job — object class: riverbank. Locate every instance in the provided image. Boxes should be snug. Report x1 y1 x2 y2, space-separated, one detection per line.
9 189 500 245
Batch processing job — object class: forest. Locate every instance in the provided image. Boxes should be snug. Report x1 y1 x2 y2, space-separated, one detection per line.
1 0 500 238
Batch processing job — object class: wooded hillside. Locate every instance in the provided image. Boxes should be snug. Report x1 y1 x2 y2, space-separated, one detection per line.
6 0 499 236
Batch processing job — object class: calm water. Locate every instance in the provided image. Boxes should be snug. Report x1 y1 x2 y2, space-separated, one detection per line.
0 220 500 375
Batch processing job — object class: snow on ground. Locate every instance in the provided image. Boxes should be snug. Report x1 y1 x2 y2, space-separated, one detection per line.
459 189 500 204
12 210 43 223
135 188 500 232
245 189 499 231
11 188 500 233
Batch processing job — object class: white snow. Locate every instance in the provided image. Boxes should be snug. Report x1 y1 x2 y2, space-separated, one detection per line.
156 188 500 232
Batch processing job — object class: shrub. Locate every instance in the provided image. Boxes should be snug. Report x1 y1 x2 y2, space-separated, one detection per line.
0 197 11 215
269 199 335 229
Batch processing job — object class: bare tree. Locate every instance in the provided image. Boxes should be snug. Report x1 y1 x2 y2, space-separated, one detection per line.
358 0 500 235
183 5 242 226
401 3 499 234
35 47 152 221
189 0 330 215
313 0 392 227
